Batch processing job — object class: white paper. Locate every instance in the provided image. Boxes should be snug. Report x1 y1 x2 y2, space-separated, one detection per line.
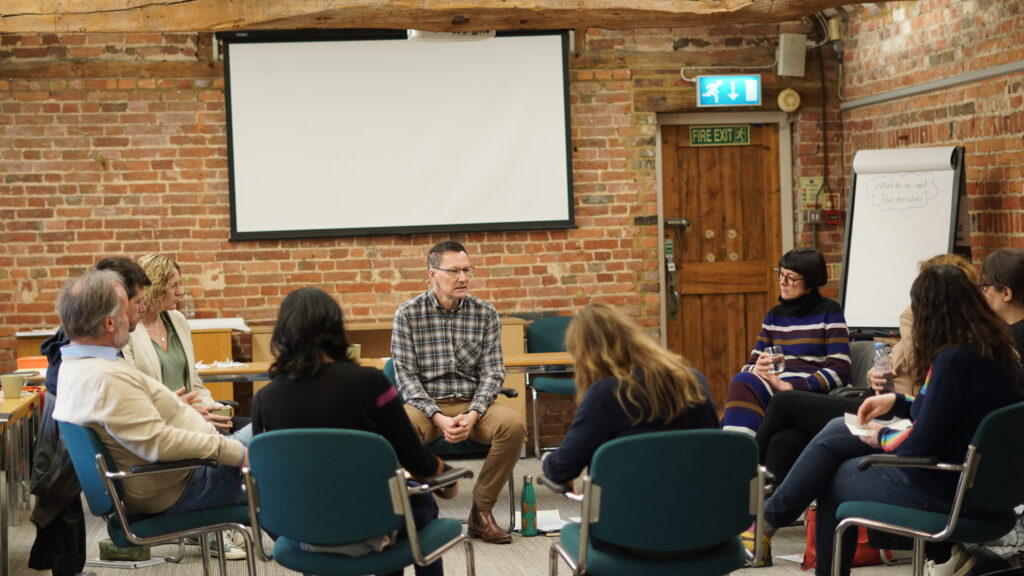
514 509 568 533
187 317 251 332
844 412 912 436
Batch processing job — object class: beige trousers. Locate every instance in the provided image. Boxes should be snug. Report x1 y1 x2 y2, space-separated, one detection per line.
404 399 525 511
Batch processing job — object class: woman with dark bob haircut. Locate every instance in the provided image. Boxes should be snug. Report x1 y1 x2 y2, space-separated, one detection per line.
760 264 1023 576
721 247 851 436
251 287 457 576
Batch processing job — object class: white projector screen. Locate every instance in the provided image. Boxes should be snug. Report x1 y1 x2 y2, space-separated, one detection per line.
220 30 574 240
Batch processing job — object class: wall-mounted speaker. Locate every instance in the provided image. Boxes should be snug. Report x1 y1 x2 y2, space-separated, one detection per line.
777 33 807 77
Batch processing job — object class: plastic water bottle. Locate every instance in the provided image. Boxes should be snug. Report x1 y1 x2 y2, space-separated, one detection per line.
521 475 537 537
181 290 196 319
872 342 895 393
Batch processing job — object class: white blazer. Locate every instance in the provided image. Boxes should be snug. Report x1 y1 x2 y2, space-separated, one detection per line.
122 309 216 406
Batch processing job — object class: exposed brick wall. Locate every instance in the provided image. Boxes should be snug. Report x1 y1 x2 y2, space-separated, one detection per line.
0 24 825 371
840 0 1024 262
5 2 1019 449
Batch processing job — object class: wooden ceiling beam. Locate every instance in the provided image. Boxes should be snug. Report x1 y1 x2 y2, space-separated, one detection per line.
0 1 887 34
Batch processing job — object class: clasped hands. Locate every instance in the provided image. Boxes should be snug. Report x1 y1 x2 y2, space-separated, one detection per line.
432 410 479 444
753 352 793 392
176 388 233 430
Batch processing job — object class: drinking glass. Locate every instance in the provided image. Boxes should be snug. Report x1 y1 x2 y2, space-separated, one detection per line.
764 346 785 375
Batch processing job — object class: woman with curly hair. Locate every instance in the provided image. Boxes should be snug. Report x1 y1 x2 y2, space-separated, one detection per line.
760 265 1024 576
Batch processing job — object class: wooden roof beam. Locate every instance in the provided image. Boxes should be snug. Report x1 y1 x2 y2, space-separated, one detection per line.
0 1 891 34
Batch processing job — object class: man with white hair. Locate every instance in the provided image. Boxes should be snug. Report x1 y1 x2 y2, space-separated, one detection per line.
52 269 246 516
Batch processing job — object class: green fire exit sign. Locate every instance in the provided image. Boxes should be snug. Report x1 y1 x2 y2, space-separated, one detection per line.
689 125 751 147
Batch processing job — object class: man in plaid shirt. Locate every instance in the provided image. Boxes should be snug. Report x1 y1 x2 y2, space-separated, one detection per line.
392 241 525 544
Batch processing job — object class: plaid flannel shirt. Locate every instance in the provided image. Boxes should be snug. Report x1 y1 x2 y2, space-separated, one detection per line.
391 290 505 417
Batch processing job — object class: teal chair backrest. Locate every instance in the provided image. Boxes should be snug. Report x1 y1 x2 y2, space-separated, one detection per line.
58 421 117 518
384 357 396 386
963 400 1024 512
526 316 572 354
588 429 757 552
248 428 405 546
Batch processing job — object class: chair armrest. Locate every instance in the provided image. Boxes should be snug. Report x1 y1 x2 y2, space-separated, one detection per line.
416 467 474 494
217 399 241 410
857 454 939 471
128 459 219 476
539 474 584 502
499 387 519 399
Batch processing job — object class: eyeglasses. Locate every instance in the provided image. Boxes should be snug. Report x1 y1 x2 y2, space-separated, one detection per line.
432 266 475 278
773 268 804 285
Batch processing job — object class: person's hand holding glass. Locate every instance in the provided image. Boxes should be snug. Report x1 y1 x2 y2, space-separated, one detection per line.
756 345 793 391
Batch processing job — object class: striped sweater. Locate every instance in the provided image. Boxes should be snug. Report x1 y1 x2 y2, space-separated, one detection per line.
742 290 851 392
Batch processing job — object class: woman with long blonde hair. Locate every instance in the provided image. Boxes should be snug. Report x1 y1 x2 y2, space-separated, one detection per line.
541 303 718 484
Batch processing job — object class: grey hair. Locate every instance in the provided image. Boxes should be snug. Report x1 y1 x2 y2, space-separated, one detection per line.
57 269 125 340
426 240 467 269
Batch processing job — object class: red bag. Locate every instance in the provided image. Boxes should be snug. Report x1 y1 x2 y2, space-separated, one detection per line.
801 505 884 570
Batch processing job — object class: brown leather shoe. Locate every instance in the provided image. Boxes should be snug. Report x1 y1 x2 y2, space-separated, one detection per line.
468 504 512 544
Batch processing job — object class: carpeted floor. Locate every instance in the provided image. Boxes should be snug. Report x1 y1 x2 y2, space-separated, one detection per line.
12 455 914 576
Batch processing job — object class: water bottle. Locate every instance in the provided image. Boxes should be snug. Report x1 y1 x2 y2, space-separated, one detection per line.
521 475 537 537
872 342 895 393
181 290 196 319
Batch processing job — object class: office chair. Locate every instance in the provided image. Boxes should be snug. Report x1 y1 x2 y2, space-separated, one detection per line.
830 340 877 398
244 428 476 576
832 400 1024 576
526 316 576 457
383 358 517 532
540 429 766 576
58 421 255 576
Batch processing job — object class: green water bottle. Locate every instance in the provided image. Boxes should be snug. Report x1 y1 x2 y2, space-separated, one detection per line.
521 474 538 537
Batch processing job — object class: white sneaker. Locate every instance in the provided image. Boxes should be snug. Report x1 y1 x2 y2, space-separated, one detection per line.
924 544 975 576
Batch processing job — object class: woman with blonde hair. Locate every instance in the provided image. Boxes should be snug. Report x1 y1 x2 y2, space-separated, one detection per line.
541 303 718 484
123 254 224 418
122 254 248 560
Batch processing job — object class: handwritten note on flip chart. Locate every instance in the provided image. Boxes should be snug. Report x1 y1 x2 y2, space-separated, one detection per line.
841 147 964 331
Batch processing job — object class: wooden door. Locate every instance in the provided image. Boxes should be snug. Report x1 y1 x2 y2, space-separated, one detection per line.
662 124 782 407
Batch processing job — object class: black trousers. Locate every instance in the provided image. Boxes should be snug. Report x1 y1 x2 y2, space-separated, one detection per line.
756 390 864 485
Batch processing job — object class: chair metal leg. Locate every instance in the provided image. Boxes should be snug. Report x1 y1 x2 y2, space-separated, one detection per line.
507 473 515 533
912 538 926 576
531 384 542 458
199 533 211 576
236 526 259 576
463 538 476 576
214 532 228 576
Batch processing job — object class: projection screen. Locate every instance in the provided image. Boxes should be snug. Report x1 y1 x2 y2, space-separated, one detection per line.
220 30 574 240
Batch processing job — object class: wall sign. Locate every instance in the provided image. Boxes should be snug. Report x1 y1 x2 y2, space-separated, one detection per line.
696 75 762 107
689 125 751 147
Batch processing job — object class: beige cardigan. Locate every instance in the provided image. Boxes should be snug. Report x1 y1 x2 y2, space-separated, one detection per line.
54 354 244 514
122 309 217 406
889 306 915 395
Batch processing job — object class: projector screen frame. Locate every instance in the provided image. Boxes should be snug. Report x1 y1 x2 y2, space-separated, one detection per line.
219 28 576 241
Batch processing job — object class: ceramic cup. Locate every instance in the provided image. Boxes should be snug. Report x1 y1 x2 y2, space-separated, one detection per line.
347 343 362 362
1 373 25 399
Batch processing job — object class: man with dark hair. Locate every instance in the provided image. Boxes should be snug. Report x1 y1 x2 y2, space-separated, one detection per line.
30 258 151 576
392 240 525 544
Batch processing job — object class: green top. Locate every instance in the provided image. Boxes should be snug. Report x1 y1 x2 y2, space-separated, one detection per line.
152 311 189 393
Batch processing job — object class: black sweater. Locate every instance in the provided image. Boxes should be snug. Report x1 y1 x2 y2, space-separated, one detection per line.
251 360 443 478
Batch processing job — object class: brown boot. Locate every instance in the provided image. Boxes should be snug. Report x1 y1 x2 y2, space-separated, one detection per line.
468 504 512 544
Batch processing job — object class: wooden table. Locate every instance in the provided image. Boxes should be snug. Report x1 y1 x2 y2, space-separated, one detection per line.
0 390 42 576
197 353 575 418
